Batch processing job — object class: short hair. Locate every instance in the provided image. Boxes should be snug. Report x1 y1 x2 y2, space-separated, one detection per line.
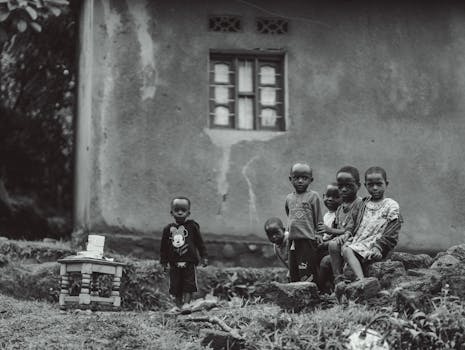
171 196 191 208
365 166 387 182
325 182 339 193
290 162 312 175
264 217 284 232
337 165 360 185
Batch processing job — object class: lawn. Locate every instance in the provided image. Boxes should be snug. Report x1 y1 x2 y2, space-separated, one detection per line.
2 291 464 349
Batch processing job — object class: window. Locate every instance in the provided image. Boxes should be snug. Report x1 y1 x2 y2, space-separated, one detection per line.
209 51 285 131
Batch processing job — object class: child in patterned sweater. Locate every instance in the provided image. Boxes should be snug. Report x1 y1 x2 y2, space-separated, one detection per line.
341 166 402 280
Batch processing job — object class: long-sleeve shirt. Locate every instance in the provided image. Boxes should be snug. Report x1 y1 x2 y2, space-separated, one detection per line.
160 219 207 265
285 190 323 240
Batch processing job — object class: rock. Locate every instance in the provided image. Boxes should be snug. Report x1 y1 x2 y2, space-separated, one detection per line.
431 254 460 269
200 329 245 350
366 260 406 288
344 277 381 301
397 268 442 294
0 253 8 267
395 288 433 314
443 244 465 263
390 252 433 269
435 263 465 298
255 281 320 312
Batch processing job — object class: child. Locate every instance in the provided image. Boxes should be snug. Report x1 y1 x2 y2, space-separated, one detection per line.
319 166 364 283
160 196 208 308
264 217 289 269
321 182 343 242
317 183 342 292
285 163 324 283
341 166 402 280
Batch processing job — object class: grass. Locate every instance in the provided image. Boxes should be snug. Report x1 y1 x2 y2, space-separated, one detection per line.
1 285 465 349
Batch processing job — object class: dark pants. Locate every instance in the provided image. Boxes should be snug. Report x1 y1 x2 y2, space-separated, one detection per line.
289 239 327 286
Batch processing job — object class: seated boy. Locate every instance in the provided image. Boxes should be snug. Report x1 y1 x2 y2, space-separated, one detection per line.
264 217 289 270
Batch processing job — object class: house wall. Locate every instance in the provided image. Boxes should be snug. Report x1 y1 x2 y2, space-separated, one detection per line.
75 0 465 251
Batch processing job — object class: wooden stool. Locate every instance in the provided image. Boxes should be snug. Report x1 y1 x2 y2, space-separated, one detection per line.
58 257 126 310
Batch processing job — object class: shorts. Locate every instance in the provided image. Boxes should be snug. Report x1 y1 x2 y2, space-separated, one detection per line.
169 262 197 296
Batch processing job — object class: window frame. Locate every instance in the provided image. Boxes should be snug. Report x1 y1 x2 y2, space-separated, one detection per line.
209 50 286 132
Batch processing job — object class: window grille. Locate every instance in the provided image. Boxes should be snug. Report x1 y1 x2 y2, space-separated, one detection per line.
256 17 289 34
208 15 242 33
209 51 285 131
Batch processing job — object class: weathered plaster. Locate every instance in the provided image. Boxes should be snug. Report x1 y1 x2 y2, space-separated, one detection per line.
75 0 465 251
204 129 285 217
127 0 157 100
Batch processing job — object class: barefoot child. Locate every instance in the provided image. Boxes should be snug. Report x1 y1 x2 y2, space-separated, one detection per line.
160 196 208 308
341 166 402 280
285 163 324 283
324 166 365 282
264 217 289 269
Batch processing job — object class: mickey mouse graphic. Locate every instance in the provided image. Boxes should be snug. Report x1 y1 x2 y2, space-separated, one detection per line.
170 225 189 256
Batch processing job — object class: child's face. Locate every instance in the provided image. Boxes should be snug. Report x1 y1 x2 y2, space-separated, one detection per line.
365 172 388 201
265 223 285 245
170 199 190 224
289 165 313 194
323 185 342 212
336 172 359 202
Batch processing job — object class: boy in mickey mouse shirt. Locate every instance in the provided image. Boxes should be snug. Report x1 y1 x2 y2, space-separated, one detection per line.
160 196 208 308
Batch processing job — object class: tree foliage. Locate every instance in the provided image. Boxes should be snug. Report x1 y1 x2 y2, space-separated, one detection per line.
0 0 76 232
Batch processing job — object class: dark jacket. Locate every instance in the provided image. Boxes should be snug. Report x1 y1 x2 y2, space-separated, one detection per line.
160 220 207 265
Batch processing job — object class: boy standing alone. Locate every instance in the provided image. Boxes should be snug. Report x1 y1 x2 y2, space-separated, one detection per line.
160 196 208 308
285 163 324 283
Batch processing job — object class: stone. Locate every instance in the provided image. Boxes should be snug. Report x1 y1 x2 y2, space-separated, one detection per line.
395 288 433 314
390 252 433 269
430 254 460 269
435 263 465 298
366 260 406 288
443 244 465 263
397 268 442 294
0 253 8 267
200 329 245 350
254 281 320 312
344 277 381 301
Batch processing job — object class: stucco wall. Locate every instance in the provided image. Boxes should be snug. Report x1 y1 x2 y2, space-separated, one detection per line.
75 0 465 250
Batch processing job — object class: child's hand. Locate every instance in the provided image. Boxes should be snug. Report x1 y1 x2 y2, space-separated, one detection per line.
201 258 208 267
317 223 326 235
334 233 346 245
162 263 169 272
322 233 332 241
370 247 382 260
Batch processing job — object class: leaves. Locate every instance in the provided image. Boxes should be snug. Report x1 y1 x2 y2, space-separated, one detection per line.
16 19 26 31
0 0 69 36
24 6 37 20
0 8 9 22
